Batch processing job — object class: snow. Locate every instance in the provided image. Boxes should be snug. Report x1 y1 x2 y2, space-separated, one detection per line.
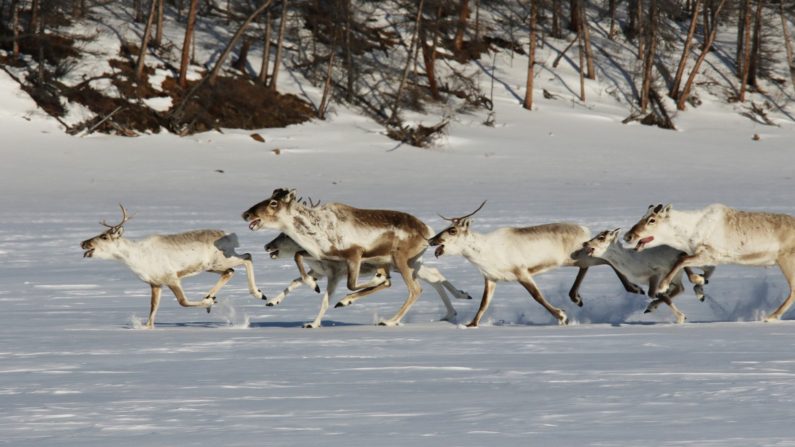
3 7 795 446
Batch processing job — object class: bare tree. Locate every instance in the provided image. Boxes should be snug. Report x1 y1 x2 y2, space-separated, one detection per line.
523 0 537 110
608 0 617 39
738 0 754 102
581 1 595 80
153 0 164 48
269 0 288 91
677 0 727 110
135 0 159 81
453 0 469 53
746 0 765 91
258 11 272 84
389 0 425 125
178 0 199 87
209 0 275 85
670 0 702 99
318 28 338 119
781 0 795 92
640 0 657 111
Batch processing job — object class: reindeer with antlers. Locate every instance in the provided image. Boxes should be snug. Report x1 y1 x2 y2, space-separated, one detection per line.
81 205 264 328
428 202 644 327
242 188 450 326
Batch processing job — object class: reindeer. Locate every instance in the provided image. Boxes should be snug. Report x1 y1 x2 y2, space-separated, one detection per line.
428 203 644 327
81 205 264 328
583 229 694 323
624 203 795 322
264 233 471 327
242 188 439 326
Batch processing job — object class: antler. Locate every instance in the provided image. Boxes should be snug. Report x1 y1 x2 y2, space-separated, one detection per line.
100 204 130 228
307 197 321 208
438 200 487 223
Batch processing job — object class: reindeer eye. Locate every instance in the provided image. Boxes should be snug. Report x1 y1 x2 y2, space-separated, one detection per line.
648 218 656 224
269 200 278 208
598 235 605 241
100 234 109 240
449 228 458 235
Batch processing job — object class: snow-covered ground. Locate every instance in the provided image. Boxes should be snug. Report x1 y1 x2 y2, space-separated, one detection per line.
3 13 795 443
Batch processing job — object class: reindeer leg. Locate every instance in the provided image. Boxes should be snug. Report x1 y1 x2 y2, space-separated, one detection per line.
468 277 496 328
239 254 264 299
379 254 423 326
659 249 711 294
305 275 339 329
520 276 567 325
415 265 458 321
766 256 795 321
146 284 161 328
206 268 235 302
568 267 588 307
294 251 320 293
268 269 325 306
168 281 215 311
344 249 385 291
335 275 392 307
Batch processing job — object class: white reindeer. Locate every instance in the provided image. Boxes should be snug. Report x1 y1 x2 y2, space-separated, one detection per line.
624 203 795 321
242 188 441 326
81 205 264 328
582 229 696 323
264 233 471 328
427 203 644 327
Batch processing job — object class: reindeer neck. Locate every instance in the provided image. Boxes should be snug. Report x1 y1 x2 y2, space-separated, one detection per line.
460 231 489 261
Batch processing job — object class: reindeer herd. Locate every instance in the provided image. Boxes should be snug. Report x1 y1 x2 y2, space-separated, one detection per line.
80 189 795 328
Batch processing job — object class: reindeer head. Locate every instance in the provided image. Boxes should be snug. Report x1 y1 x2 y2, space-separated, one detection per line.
428 201 486 258
582 228 621 257
242 188 298 231
264 233 303 259
623 203 672 251
80 204 131 259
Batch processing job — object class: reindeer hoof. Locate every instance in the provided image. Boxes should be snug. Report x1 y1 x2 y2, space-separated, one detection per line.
644 309 652 314
257 289 266 300
314 285 321 293
466 321 479 328
334 301 346 308
303 323 320 329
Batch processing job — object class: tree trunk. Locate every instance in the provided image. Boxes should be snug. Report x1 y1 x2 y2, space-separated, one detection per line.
581 0 595 80
269 0 288 91
453 0 468 53
569 0 581 32
738 0 753 101
670 0 701 99
781 0 795 93
135 0 159 81
608 0 617 39
640 0 657 111
747 0 765 90
474 0 481 43
389 0 424 125
29 0 39 34
178 0 199 87
523 0 537 110
419 4 441 101
258 11 272 84
737 0 748 75
232 37 253 73
209 0 275 85
677 0 726 110
12 0 19 60
578 18 585 101
636 0 644 59
551 0 561 38
153 0 164 48
344 0 355 101
318 30 338 119
134 0 144 22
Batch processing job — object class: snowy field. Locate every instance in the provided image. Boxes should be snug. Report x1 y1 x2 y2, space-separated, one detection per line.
3 41 795 445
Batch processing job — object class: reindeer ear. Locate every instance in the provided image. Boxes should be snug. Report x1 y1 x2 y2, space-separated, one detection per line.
648 204 655 210
285 189 297 203
610 228 621 237
461 218 471 230
662 204 672 216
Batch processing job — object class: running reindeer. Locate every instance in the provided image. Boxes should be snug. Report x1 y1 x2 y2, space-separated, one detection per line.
583 228 714 323
81 205 264 328
264 233 471 328
625 203 795 322
242 188 444 326
428 202 644 327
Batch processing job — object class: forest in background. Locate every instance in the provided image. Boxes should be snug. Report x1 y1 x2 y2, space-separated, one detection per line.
0 0 794 145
